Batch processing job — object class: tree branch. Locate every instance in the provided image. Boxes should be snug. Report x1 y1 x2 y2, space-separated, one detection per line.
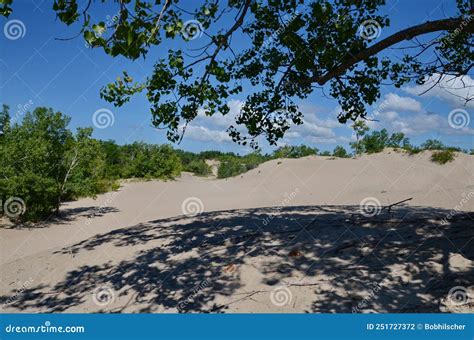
312 16 474 86
201 0 252 83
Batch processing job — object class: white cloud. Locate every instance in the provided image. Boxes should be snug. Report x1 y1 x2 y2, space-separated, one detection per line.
286 104 349 143
372 110 474 136
368 90 474 137
404 73 474 108
376 93 423 113
190 100 349 145
196 99 243 128
382 110 399 120
306 136 353 144
185 99 244 144
299 120 336 138
184 125 232 143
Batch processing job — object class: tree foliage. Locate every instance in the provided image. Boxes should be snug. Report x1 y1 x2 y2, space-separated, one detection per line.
0 107 182 221
333 145 349 158
0 107 108 220
2 0 472 147
273 145 318 158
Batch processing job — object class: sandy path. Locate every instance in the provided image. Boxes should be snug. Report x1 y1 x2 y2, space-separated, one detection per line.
1 151 473 313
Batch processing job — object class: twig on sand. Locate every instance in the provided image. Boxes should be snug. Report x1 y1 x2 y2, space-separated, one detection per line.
210 290 267 311
284 281 330 286
381 197 413 216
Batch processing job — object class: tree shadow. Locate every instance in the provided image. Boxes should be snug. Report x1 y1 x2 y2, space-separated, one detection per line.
1 205 472 313
1 206 120 229
51 206 120 224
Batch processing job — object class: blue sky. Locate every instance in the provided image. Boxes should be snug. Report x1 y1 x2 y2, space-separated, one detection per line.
1 0 473 154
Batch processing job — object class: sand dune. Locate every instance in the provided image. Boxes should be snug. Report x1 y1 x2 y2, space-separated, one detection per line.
1 150 473 313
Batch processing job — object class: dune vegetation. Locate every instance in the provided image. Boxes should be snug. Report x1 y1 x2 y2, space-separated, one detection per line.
0 105 471 223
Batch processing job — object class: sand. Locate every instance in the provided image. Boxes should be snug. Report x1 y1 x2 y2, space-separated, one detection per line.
1 150 473 313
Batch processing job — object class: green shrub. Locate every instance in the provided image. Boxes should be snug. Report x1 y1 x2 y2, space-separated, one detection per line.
217 159 246 178
421 139 445 150
186 160 212 176
360 129 389 153
333 145 350 158
386 132 410 148
0 107 108 221
121 143 182 179
403 145 422 155
111 181 121 191
431 150 455 164
350 128 413 155
272 145 318 158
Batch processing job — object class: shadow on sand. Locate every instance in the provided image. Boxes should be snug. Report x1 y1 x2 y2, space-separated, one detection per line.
2 206 120 229
1 205 472 313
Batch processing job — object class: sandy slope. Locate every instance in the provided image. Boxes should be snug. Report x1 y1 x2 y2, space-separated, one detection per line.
1 150 473 313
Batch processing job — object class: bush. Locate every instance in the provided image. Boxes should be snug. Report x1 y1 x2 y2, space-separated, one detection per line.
110 181 121 191
403 143 422 155
272 145 318 158
186 160 212 176
431 150 455 164
386 132 409 148
421 139 445 150
351 128 413 155
333 145 350 158
217 159 246 178
121 143 182 179
0 107 107 221
361 129 389 153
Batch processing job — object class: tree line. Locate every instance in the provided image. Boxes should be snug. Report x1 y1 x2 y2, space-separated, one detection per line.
0 106 471 222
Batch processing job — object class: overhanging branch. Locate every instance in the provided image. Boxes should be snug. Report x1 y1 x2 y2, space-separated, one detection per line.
312 16 474 86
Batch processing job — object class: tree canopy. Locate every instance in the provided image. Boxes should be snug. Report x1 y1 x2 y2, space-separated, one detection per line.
2 0 473 147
